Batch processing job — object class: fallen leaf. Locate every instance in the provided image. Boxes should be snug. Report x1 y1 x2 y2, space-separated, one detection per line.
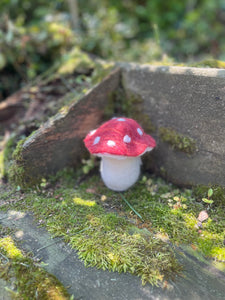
197 210 209 222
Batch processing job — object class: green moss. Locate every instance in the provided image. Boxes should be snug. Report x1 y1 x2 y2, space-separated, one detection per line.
159 127 196 154
91 60 116 85
143 59 225 69
57 46 115 85
94 174 225 263
3 173 182 286
0 236 23 259
189 59 225 69
0 235 70 299
57 47 95 75
8 164 26 187
3 168 225 286
0 134 18 179
193 184 225 206
73 224 180 285
8 139 26 187
8 138 40 188
0 149 4 178
12 139 24 162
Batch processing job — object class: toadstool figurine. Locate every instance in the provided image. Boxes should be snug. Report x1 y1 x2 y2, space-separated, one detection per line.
84 117 156 191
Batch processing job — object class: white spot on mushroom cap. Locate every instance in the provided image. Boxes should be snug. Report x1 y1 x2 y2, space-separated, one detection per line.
107 140 116 147
123 135 131 143
93 136 100 145
117 118 126 121
89 129 96 136
137 128 143 136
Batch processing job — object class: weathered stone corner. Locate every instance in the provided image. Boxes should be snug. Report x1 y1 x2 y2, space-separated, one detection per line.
10 63 225 188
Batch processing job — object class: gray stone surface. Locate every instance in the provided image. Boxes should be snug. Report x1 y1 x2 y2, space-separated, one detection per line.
0 278 11 300
122 64 225 186
0 211 225 300
14 63 225 188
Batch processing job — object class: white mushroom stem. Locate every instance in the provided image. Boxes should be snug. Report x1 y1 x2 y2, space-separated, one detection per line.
100 156 142 192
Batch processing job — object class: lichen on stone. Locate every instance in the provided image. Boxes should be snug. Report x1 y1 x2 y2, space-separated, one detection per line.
159 127 196 155
189 59 225 69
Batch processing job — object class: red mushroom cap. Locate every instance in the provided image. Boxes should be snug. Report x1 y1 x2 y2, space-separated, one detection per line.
84 117 156 157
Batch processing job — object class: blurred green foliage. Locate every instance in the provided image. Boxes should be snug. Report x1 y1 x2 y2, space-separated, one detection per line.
0 13 75 99
1 0 225 99
78 0 225 61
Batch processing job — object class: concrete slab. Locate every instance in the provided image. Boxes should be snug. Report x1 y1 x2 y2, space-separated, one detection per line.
0 211 225 300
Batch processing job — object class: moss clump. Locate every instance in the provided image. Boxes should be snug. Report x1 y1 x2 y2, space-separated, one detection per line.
74 223 180 285
159 127 196 154
8 138 40 188
57 47 95 75
0 235 70 299
0 134 19 180
189 59 225 69
0 236 23 259
8 139 27 187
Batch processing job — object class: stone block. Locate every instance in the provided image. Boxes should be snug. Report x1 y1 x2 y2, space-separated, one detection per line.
122 64 225 186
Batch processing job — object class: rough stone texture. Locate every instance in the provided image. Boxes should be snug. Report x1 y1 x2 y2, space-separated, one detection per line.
1 211 225 300
122 64 225 186
0 278 12 300
18 68 121 182
13 63 225 187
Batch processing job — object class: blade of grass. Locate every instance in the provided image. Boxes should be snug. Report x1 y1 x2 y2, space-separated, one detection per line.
120 193 144 222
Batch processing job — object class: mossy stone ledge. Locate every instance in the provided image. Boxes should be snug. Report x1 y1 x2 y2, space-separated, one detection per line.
7 62 225 189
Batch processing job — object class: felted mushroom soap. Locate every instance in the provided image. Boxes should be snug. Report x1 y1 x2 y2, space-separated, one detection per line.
84 117 156 192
